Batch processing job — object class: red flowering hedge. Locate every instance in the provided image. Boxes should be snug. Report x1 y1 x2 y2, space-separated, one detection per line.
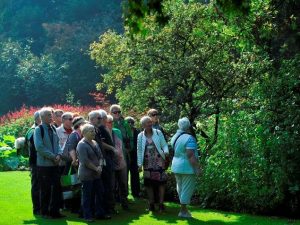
0 104 108 138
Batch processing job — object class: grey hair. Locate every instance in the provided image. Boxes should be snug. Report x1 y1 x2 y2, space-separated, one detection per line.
39 107 53 121
15 137 25 149
178 117 191 131
140 116 151 127
125 116 135 123
98 109 108 119
88 110 100 121
107 114 113 122
33 111 40 121
110 104 121 113
81 123 95 136
62 112 73 121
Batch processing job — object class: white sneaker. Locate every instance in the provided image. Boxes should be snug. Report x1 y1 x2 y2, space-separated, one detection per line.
178 211 192 218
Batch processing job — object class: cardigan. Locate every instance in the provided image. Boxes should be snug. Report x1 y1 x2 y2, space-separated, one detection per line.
137 128 169 167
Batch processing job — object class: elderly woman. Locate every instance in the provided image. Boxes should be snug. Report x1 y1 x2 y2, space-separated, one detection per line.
106 115 129 210
77 124 110 222
171 117 201 218
147 109 167 139
137 116 169 212
64 116 86 167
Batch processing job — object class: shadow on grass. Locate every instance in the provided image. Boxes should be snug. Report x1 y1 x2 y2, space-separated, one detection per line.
149 203 238 225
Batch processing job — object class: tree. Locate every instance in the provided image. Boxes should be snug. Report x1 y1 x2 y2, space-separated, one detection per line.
91 0 268 151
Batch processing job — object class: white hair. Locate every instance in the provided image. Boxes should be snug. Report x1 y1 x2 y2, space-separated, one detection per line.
107 114 113 122
98 109 108 119
178 117 191 131
15 137 26 149
81 123 95 136
140 116 151 127
62 112 73 121
110 104 121 113
88 110 100 121
39 107 53 121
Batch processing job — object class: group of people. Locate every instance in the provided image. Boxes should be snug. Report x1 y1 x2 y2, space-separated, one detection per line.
24 104 200 222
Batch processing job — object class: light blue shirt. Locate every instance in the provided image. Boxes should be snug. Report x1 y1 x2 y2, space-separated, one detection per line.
171 130 199 174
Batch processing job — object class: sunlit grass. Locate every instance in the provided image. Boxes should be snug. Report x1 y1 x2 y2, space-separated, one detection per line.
0 171 299 225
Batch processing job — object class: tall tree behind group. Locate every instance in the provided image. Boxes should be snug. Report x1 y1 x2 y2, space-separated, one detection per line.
0 0 123 115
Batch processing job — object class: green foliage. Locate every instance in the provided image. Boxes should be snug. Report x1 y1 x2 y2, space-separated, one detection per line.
91 0 300 217
0 0 123 115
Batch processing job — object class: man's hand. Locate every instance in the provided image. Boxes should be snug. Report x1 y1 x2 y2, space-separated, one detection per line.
54 155 61 164
95 166 102 174
71 159 79 167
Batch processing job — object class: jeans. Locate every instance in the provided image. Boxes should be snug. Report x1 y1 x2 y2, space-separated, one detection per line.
81 178 105 219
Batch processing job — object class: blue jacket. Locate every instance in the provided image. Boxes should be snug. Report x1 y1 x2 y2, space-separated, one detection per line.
33 123 63 167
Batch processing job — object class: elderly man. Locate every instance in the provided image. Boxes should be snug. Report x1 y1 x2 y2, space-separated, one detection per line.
56 112 73 150
24 111 41 215
53 109 64 128
34 107 65 219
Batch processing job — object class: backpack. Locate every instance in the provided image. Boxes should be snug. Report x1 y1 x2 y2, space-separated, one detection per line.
27 124 56 166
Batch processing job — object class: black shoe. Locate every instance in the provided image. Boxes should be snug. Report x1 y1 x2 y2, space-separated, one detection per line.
33 211 40 216
122 204 129 210
110 209 119 215
96 215 111 220
146 203 155 212
50 213 66 219
159 203 165 212
41 214 50 219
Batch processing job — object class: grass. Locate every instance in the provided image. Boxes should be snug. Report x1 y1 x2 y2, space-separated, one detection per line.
0 171 299 225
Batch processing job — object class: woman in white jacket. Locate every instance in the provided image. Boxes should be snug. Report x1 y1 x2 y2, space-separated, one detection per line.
137 116 169 212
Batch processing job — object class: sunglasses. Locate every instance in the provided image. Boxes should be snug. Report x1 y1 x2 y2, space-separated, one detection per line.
150 113 159 117
97 117 102 120
112 111 121 114
67 118 73 121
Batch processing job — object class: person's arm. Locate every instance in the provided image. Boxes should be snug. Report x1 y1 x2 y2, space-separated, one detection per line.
158 130 169 155
67 133 80 166
186 136 201 175
137 133 143 171
34 126 56 161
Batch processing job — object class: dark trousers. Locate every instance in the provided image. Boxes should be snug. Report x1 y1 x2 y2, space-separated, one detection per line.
114 167 128 207
129 151 140 197
81 178 105 219
38 166 61 216
30 165 40 214
102 159 115 213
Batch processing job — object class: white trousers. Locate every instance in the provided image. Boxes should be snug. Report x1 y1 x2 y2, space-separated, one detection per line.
175 173 196 205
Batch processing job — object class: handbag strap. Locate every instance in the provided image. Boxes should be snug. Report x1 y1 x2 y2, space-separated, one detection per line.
83 140 101 160
172 132 188 149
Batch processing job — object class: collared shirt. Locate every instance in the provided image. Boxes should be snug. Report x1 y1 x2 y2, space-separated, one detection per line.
56 125 73 150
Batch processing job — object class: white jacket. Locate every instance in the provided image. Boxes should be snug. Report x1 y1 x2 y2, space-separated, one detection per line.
137 128 169 167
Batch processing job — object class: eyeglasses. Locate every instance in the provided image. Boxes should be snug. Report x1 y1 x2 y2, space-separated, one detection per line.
150 113 159 117
112 111 121 114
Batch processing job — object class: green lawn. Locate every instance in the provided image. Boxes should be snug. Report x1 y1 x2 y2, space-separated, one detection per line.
0 171 299 225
